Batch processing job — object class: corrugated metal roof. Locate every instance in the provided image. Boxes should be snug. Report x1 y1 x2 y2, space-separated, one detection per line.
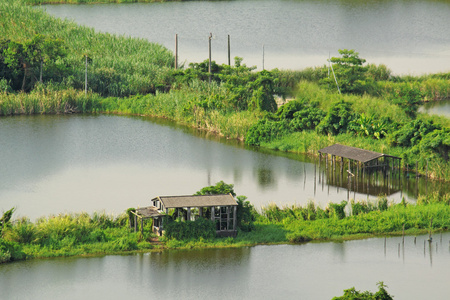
153 194 237 208
318 144 399 163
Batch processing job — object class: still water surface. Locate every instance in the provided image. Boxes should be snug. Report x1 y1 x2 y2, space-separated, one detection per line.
1 233 450 299
41 0 450 74
420 100 450 117
1 114 444 220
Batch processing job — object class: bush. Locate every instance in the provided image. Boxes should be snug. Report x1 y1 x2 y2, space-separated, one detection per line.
0 238 26 263
245 118 292 146
164 217 216 240
329 201 348 219
316 100 354 135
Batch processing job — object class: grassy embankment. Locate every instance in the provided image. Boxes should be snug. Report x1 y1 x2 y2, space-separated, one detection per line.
1 193 449 264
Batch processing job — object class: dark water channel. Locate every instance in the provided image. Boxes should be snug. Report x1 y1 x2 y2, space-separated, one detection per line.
41 0 450 75
1 232 450 299
1 114 446 220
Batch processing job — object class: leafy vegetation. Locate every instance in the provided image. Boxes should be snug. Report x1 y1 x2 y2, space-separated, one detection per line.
332 282 393 300
1 187 449 264
1 0 448 181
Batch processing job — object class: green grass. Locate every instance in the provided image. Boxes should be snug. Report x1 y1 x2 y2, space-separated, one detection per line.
0 0 175 97
1 194 449 263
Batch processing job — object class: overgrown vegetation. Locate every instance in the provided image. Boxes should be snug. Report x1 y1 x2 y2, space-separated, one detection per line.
332 282 393 300
0 0 174 97
1 1 449 181
2 187 449 264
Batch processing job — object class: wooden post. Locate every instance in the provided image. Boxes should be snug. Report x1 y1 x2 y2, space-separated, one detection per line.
402 224 405 247
208 32 212 83
141 217 144 236
175 34 178 70
428 218 433 242
228 34 231 66
85 55 88 96
211 206 215 222
199 207 203 218
187 207 191 221
134 215 137 232
40 60 43 83
233 206 237 231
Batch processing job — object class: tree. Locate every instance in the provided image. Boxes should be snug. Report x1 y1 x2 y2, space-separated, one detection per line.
0 35 65 91
195 181 255 232
316 99 354 135
249 70 278 112
324 49 371 94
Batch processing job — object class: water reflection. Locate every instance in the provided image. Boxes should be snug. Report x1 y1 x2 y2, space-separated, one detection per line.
2 233 450 299
0 115 448 220
420 100 450 117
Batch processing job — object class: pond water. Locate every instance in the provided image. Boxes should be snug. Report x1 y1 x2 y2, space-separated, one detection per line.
3 1 450 298
420 100 450 117
1 114 445 221
41 0 450 75
1 232 450 299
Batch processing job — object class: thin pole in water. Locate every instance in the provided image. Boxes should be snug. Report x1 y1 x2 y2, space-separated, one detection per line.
262 44 265 70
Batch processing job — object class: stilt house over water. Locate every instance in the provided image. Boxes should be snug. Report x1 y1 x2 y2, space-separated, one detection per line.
131 194 238 237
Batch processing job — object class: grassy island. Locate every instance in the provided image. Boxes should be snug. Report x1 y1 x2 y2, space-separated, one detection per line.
1 182 449 264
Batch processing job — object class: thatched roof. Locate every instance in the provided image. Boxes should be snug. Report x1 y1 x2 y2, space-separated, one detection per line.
318 144 400 163
152 194 237 208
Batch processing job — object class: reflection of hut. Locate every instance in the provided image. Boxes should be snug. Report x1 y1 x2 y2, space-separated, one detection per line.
131 194 238 237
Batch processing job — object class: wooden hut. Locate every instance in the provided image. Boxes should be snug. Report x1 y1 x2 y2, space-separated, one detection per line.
318 144 401 173
132 194 238 237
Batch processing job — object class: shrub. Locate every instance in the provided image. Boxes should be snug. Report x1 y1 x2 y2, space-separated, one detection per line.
245 118 292 146
316 100 354 135
0 238 26 263
164 217 216 240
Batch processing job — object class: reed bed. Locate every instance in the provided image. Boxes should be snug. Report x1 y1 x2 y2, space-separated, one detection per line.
0 85 102 115
258 196 450 242
0 0 174 97
1 211 153 262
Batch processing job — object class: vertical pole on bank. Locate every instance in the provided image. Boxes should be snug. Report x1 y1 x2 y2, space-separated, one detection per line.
228 34 231 66
208 33 212 83
85 55 88 96
175 34 178 70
